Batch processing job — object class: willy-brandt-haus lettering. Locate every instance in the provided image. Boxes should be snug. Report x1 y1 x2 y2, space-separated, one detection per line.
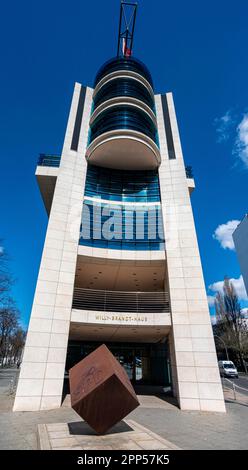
13 1 225 414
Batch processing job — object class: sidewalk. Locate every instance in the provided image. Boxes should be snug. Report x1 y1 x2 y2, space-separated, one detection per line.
0 368 247 450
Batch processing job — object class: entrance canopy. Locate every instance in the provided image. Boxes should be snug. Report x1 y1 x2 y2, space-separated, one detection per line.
69 320 170 343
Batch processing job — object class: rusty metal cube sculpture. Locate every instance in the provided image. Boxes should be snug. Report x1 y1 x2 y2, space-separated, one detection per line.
69 344 139 434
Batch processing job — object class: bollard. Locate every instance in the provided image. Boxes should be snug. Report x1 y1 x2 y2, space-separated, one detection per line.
233 383 236 400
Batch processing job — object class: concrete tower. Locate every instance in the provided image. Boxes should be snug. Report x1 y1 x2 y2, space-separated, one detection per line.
14 4 225 413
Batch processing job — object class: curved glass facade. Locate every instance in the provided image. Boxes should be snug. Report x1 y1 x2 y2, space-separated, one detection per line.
94 57 153 89
89 105 158 144
79 199 165 251
93 77 155 112
85 165 160 202
84 57 161 251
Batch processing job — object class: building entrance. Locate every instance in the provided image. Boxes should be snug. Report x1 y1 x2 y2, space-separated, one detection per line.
66 340 171 387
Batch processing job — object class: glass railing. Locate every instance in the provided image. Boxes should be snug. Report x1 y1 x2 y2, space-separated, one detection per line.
37 154 61 168
89 105 158 145
94 57 154 88
185 165 193 179
93 77 155 112
72 287 170 313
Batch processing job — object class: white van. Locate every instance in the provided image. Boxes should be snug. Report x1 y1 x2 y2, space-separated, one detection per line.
218 360 238 378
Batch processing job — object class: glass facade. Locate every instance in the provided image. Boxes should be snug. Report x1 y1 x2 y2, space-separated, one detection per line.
82 56 162 252
94 57 154 89
88 56 158 151
89 105 158 144
79 198 164 251
84 165 160 202
93 77 155 112
65 341 170 387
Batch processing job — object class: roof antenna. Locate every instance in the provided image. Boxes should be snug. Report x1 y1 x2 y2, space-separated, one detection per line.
117 1 138 58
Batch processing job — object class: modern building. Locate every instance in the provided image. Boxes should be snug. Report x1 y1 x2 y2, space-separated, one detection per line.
13 3 225 413
233 214 248 297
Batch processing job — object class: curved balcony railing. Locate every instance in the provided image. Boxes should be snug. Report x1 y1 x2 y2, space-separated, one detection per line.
94 57 153 89
93 77 155 112
89 105 158 145
72 287 170 313
37 154 61 168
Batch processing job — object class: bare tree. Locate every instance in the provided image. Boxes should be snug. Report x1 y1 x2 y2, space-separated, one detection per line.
0 244 12 302
0 298 19 365
10 328 26 365
214 277 248 372
0 241 25 366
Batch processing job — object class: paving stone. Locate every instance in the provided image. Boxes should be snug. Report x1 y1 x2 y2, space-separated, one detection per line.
83 445 113 450
113 441 143 450
50 437 78 448
53 446 83 450
49 431 72 438
138 439 170 450
0 373 248 450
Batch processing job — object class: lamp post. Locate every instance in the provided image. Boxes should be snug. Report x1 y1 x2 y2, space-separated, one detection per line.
214 335 229 361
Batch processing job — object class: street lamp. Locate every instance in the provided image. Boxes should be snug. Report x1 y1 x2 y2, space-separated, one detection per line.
214 335 229 361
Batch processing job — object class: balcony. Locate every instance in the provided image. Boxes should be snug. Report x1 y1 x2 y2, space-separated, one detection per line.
72 287 170 313
36 154 61 215
185 165 195 194
94 57 154 90
37 153 61 167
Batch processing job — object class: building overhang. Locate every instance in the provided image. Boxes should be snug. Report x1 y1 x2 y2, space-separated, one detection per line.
187 177 195 194
86 130 161 170
77 243 165 262
35 166 58 215
69 313 171 343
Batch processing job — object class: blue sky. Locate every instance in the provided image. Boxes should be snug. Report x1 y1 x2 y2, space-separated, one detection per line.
0 0 247 328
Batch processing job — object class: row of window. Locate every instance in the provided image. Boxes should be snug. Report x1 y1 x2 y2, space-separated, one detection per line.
79 238 165 251
79 200 165 251
93 77 155 111
94 57 154 89
89 105 158 144
84 166 161 202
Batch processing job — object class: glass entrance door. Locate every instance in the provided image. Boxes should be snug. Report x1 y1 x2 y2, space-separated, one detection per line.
66 340 170 386
117 351 135 381
114 348 150 385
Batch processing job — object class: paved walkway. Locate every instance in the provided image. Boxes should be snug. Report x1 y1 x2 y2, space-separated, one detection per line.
0 368 248 450
38 420 180 450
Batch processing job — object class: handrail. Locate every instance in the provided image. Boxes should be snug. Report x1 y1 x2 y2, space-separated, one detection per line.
72 287 170 313
37 154 61 167
222 377 248 401
224 377 248 393
185 165 193 179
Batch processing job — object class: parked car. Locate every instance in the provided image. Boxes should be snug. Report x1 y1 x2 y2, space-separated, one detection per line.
218 360 238 378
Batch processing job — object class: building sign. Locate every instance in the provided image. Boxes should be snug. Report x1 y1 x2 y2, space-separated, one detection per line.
95 314 148 322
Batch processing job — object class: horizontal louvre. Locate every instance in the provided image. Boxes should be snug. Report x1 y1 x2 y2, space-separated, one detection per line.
72 287 170 313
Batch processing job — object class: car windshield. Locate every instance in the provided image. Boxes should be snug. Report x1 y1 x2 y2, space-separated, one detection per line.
224 364 235 369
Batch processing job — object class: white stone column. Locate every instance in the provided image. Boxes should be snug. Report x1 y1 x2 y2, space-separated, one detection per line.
156 93 225 412
13 84 93 411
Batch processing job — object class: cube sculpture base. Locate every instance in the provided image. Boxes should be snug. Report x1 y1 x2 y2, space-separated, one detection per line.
69 344 140 434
